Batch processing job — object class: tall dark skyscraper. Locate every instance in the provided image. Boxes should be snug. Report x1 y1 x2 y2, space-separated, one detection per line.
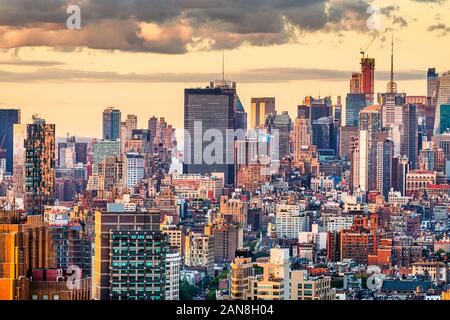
401 104 419 170
0 109 20 174
345 93 366 126
184 80 238 186
25 116 56 215
427 68 438 99
103 107 121 140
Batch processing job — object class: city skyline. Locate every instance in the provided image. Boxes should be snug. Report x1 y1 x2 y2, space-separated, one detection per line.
0 0 449 137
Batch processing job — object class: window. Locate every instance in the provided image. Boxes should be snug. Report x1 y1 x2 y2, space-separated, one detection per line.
43 294 49 300
32 295 38 300
53 295 60 300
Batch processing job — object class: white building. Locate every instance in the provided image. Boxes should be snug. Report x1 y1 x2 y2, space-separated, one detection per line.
276 204 309 239
165 252 182 300
126 152 145 189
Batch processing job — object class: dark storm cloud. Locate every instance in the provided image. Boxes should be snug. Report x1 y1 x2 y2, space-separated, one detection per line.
0 0 382 53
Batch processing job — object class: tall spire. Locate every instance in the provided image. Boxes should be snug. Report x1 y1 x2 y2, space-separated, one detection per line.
388 33 397 94
390 34 394 88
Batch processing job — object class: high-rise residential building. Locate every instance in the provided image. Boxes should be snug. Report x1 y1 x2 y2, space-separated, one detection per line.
350 72 362 94
25 116 56 215
358 106 382 150
380 92 406 127
267 111 291 159
97 156 124 194
0 109 20 174
350 137 360 190
256 248 290 300
125 114 138 140
13 124 27 199
359 105 382 190
292 115 311 159
0 213 55 300
434 71 450 134
206 217 243 263
93 139 121 173
401 104 419 169
427 68 438 99
126 152 145 189
250 97 275 129
361 57 375 104
358 130 369 191
230 256 256 300
340 126 359 160
93 208 165 300
184 232 215 275
375 133 394 199
165 251 181 300
184 80 238 186
103 107 121 140
345 93 366 126
392 155 409 195
439 104 450 133
148 116 158 142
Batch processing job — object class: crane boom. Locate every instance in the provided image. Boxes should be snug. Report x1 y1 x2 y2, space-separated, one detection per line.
360 35 377 58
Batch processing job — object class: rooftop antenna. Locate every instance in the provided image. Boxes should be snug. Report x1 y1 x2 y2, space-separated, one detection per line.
390 33 394 92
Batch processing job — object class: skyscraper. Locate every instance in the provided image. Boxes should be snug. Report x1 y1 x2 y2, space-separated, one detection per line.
148 116 158 142
25 116 56 215
401 104 419 170
126 152 145 189
312 116 335 154
359 105 382 151
250 97 275 129
0 109 20 175
93 208 166 300
125 114 138 140
184 80 238 186
103 107 121 140
375 133 394 199
93 139 121 173
271 111 291 159
434 71 450 134
13 124 27 199
345 93 366 126
292 115 311 160
439 104 450 134
361 57 375 104
350 73 362 94
427 68 438 99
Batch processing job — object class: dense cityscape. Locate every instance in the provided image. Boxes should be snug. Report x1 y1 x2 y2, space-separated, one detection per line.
1 35 450 302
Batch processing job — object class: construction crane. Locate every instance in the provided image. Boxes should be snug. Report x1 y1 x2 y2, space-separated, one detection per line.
360 35 377 59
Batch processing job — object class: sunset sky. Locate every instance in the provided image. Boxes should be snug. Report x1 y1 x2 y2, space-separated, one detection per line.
0 0 449 137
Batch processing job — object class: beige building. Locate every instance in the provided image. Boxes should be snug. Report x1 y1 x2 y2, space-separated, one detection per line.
230 257 257 300
291 270 335 300
184 233 215 276
256 248 290 300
